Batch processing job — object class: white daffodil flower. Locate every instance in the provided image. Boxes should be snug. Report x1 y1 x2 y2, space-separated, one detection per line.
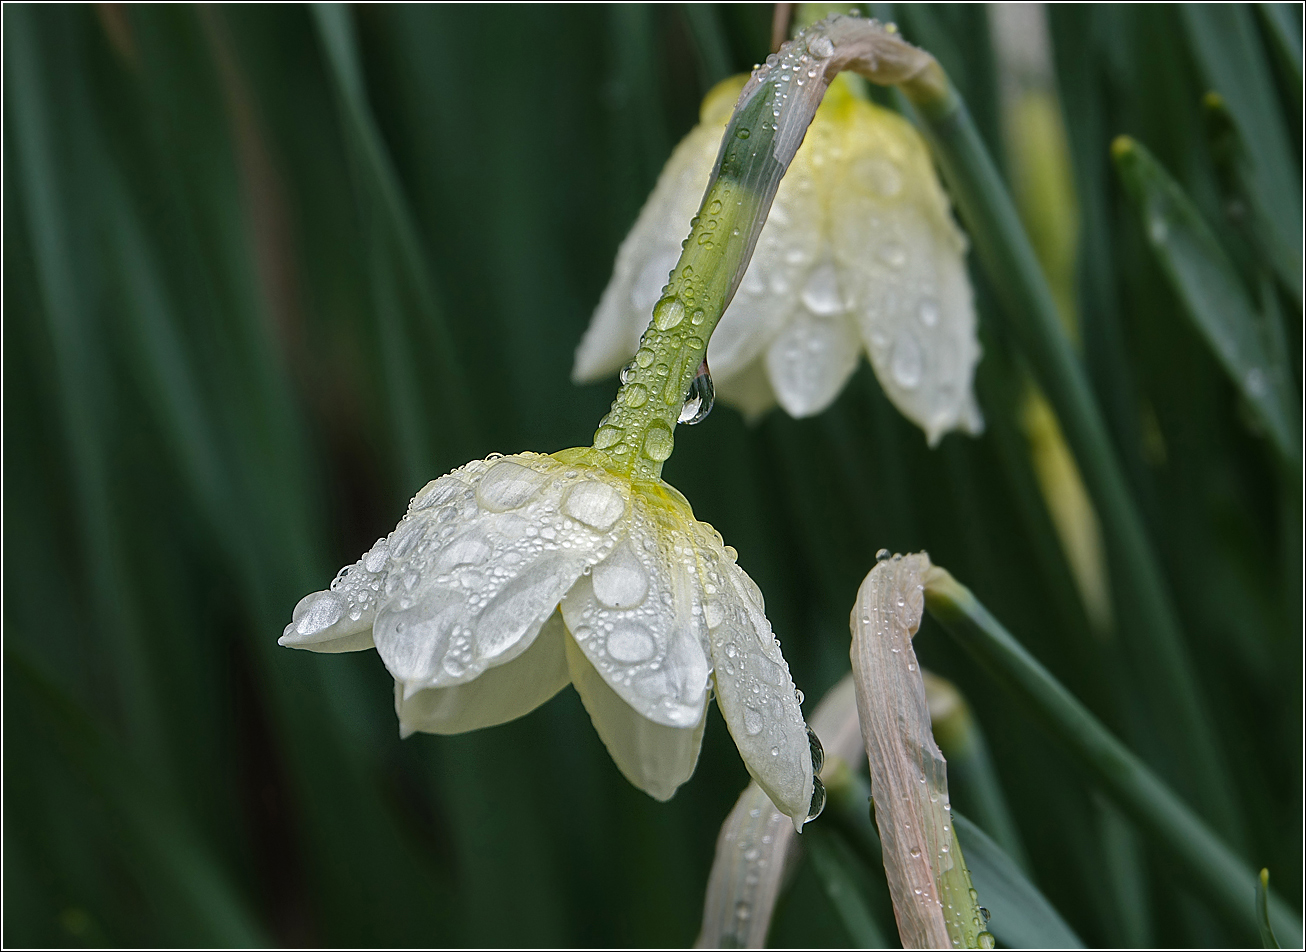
575 74 983 445
281 448 817 827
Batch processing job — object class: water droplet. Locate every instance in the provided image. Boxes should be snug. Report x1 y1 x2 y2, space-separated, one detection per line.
735 126 750 140
743 705 764 735
891 331 924 389
806 777 826 821
594 425 623 449
980 907 991 923
635 347 655 368
643 422 674 461
679 359 715 425
919 298 940 327
977 932 996 949
476 459 549 512
563 480 625 531
690 308 705 325
794 688 805 706
800 262 843 315
910 846 922 857
625 382 649 408
807 726 824 773
619 359 636 384
592 544 649 609
876 548 890 561
653 296 685 330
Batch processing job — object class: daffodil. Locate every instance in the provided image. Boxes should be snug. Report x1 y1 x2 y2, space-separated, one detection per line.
575 72 983 445
282 447 816 825
282 13 939 831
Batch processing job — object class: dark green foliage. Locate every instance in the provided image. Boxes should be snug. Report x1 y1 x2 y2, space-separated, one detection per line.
4 3 1300 947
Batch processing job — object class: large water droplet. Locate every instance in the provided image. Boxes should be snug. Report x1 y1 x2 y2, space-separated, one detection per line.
743 704 764 735
808 34 834 58
807 777 826 821
977 932 996 949
563 480 625 531
876 548 890 561
807 725 824 774
592 544 649 609
891 332 924 389
679 359 715 425
653 297 685 330
625 382 649 408
800 263 843 315
643 422 674 461
594 425 623 449
476 460 549 512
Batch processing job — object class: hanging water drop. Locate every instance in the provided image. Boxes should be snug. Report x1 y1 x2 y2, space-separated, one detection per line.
806 725 824 774
679 359 715 425
876 548 890 561
806 776 826 821
619 359 636 384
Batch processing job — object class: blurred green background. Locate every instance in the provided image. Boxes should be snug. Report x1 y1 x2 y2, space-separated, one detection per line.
4 3 1300 947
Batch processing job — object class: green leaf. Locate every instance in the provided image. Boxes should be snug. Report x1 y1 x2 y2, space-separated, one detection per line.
953 812 1084 949
1112 135 1300 465
805 824 891 949
898 56 1243 845
1258 868 1282 948
1181 4 1303 304
923 567 1303 948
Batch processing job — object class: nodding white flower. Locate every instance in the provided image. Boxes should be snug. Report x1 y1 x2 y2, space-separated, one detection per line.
281 448 817 828
576 75 983 446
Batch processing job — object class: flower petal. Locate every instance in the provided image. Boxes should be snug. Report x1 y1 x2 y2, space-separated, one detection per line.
559 488 712 729
764 306 861 418
832 100 983 445
574 122 724 384
373 455 623 690
395 609 571 737
564 627 707 801
696 531 813 828
278 535 391 652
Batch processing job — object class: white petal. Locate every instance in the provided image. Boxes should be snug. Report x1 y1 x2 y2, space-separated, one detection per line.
764 306 861 418
574 125 723 384
564 627 707 801
395 610 571 736
831 101 983 445
559 491 712 729
696 529 813 828
373 455 624 690
278 535 391 652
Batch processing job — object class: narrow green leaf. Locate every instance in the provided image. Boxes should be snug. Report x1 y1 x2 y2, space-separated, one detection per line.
953 813 1084 949
1112 135 1300 465
805 825 890 949
1181 4 1302 304
679 3 733 89
898 64 1242 843
1258 868 1282 948
923 567 1303 947
7 651 267 947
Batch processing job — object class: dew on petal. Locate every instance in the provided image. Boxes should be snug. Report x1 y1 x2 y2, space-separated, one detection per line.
476 460 550 512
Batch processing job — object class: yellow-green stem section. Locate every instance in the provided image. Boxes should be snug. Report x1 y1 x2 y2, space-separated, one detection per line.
591 141 768 481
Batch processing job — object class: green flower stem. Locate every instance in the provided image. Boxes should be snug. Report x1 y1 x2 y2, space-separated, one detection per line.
923 567 1304 948
896 66 1241 842
592 15 938 482
591 167 767 481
